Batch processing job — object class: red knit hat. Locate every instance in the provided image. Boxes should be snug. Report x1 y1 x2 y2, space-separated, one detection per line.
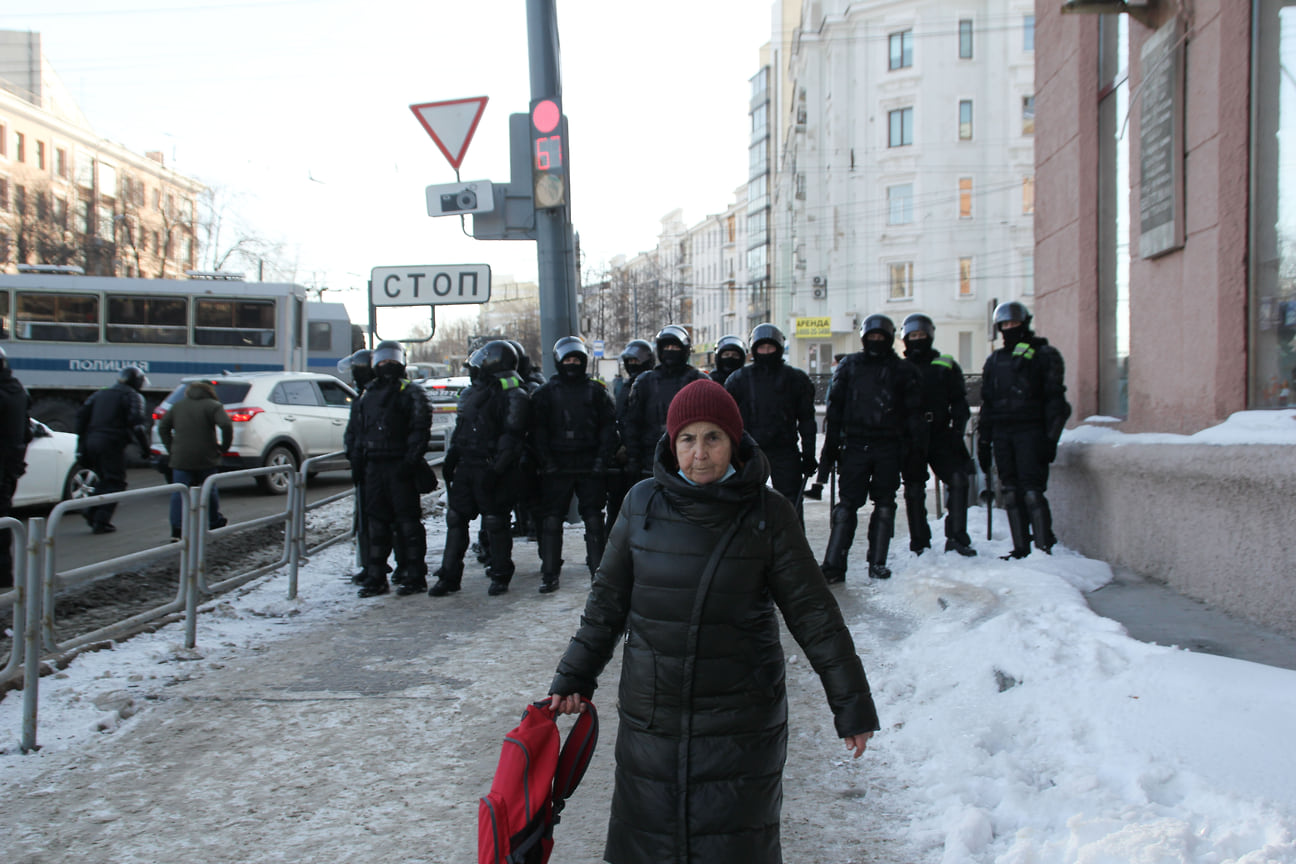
666 378 744 446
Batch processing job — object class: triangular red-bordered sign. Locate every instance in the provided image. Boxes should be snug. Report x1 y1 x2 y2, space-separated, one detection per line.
410 97 489 171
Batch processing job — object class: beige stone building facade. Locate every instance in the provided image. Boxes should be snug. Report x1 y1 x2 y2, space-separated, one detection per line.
0 31 203 278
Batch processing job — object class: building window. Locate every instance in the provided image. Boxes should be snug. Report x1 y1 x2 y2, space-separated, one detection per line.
959 20 973 59
1022 176 1036 214
0 177 7 211
889 30 914 70
959 177 973 219
959 100 974 140
36 140 46 171
56 147 68 179
889 262 914 299
14 132 24 163
1023 95 1036 135
959 257 974 296
888 183 914 225
1024 15 1036 52
888 107 914 147
53 196 67 228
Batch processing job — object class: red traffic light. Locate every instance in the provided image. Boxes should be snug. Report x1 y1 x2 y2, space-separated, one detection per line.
532 99 560 134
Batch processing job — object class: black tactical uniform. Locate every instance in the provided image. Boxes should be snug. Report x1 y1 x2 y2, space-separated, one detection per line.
0 348 31 590
623 325 706 477
531 337 617 593
708 334 747 387
898 314 977 557
75 366 151 534
725 323 817 519
338 348 375 584
977 301 1071 558
432 340 531 597
508 338 545 540
605 339 652 534
815 315 924 581
345 341 432 598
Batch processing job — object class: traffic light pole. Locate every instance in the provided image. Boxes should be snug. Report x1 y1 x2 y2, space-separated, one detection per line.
527 0 579 378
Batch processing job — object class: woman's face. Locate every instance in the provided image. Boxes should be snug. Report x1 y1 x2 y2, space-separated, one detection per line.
674 420 733 485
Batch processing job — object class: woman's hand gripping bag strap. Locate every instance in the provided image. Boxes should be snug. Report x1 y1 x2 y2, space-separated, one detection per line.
478 698 599 864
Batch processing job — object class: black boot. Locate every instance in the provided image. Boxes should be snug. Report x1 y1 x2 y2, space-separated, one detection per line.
538 516 564 592
999 489 1032 559
904 487 931 554
359 518 394 597
485 513 514 595
1023 490 1055 554
821 504 858 583
943 472 977 556
474 528 491 564
583 513 606 578
430 510 470 596
393 519 429 595
866 504 895 579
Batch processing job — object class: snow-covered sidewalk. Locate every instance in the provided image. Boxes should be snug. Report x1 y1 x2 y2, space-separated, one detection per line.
2 488 1294 863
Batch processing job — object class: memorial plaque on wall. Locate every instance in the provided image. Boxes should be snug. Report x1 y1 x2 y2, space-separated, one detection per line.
1138 17 1185 259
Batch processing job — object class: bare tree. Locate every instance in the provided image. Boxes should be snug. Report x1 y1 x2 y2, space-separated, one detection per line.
196 185 288 279
4 175 83 270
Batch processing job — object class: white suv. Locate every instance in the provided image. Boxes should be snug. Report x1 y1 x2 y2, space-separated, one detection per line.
151 372 356 494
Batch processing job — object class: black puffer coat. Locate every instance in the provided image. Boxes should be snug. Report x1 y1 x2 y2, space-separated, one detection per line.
551 434 879 864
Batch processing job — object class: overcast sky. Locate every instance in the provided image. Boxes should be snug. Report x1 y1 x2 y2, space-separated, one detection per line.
6 1 775 324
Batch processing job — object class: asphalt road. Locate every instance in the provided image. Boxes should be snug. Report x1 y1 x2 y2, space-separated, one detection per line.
14 466 356 574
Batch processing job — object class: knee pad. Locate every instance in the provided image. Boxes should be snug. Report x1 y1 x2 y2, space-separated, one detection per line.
904 486 927 504
541 515 564 533
445 508 467 531
483 513 509 533
830 504 858 530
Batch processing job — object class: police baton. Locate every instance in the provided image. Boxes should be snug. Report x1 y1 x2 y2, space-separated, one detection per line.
980 458 996 541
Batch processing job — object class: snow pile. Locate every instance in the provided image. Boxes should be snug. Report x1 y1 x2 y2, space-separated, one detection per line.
1064 409 1296 446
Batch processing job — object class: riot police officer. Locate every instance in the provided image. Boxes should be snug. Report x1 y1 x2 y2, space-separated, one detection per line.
338 348 375 584
623 324 706 477
813 315 924 581
432 340 531 597
977 301 1071 558
0 348 30 590
506 338 544 539
531 337 617 593
899 314 977 557
709 334 747 386
606 338 653 532
344 341 432 598
75 366 151 534
724 324 817 519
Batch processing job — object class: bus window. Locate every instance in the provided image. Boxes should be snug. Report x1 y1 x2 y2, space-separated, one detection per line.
194 298 276 347
15 292 99 342
308 321 332 352
107 295 187 344
0 292 9 340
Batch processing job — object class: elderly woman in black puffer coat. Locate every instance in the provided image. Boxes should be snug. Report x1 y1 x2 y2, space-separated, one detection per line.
550 378 879 864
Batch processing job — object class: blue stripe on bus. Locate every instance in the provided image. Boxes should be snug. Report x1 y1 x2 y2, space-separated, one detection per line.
7 357 284 374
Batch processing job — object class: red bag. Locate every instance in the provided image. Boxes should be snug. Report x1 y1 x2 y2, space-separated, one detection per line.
478 698 599 864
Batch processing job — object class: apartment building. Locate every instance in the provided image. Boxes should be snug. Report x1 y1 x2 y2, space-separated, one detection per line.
0 31 204 278
773 0 1037 373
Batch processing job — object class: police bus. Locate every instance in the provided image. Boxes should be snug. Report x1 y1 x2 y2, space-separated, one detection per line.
0 271 361 430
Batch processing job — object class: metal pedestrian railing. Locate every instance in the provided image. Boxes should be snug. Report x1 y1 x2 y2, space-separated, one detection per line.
0 455 361 753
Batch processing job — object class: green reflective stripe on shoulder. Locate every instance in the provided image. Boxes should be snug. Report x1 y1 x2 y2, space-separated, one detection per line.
498 373 522 390
932 355 955 369
1012 343 1035 360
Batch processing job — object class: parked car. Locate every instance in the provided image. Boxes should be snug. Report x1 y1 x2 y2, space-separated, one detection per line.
420 376 470 451
14 419 98 508
150 372 357 494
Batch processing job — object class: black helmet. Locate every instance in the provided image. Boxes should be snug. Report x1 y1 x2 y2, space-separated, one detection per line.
620 339 653 367
715 334 747 360
505 339 534 377
553 336 589 367
655 324 691 358
118 365 149 390
748 323 785 359
993 301 1032 330
372 340 406 368
859 314 896 342
337 348 372 380
473 340 518 376
901 313 935 341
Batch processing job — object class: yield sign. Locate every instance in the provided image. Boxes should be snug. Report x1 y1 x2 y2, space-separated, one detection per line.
410 97 489 171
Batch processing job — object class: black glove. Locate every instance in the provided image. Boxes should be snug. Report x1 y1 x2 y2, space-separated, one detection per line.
977 440 993 476
803 482 824 501
800 453 818 476
350 457 365 485
1046 439 1059 463
442 460 456 485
